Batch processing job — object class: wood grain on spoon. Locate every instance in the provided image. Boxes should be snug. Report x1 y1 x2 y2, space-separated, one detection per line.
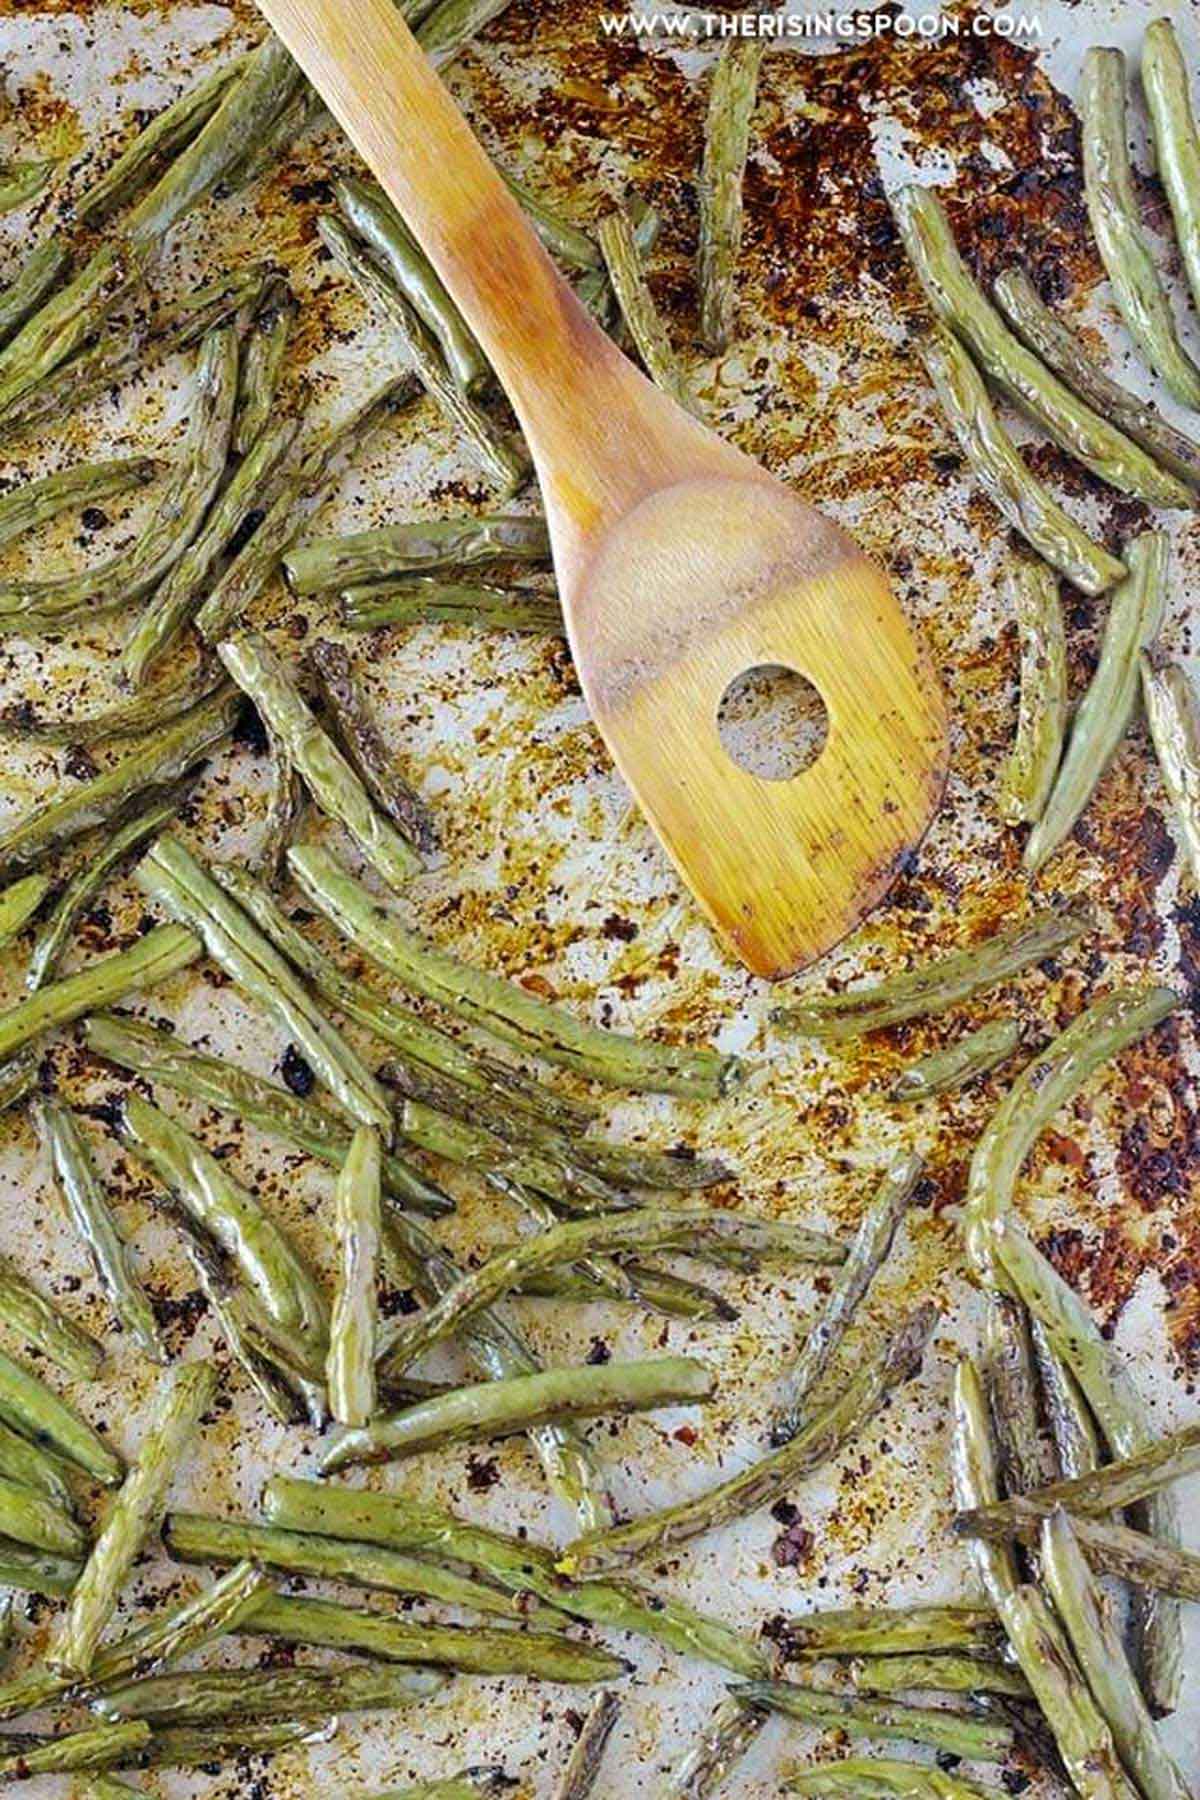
253 0 950 977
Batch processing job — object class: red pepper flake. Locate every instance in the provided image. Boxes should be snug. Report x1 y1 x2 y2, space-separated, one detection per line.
673 1424 698 1446
771 1520 815 1568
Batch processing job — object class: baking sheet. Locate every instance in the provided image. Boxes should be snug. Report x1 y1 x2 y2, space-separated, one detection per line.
0 0 1197 1792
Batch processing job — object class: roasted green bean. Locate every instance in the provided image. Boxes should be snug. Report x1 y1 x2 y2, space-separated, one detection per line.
550 1689 619 1800
290 842 742 1097
891 1019 1021 1101
850 1654 1030 1697
731 1679 1013 1760
357 1776 508 1800
0 925 200 1065
890 183 1193 506
667 1696 766 1799
0 1256 103 1380
0 240 71 353
0 1415 74 1510
137 1715 333 1768
599 206 696 413
500 170 601 270
0 875 48 949
957 1504 1200 1601
1141 657 1200 888
984 1291 1050 1498
342 576 564 632
1143 18 1200 323
0 244 137 421
256 722 304 887
0 1472 85 1555
307 636 437 852
134 833 392 1132
785 1759 1004 1800
775 904 1089 1040
0 457 158 553
418 0 521 64
1026 531 1168 869
773 1156 920 1442
1030 1314 1103 1482
122 412 299 687
0 1539 80 1597
0 159 56 215
957 1416 1200 1531
233 272 296 453
322 1354 714 1470
328 1125 381 1428
0 1720 151 1780
52 1360 216 1677
769 1604 1002 1662
916 324 1125 595
83 1010 451 1218
219 632 421 890
98 1660 445 1727
993 266 1200 494
564 1305 934 1574
318 214 526 492
76 55 252 225
1002 559 1067 826
698 39 764 353
1080 46 1200 408
38 1101 166 1365
950 1356 1019 1608
0 327 239 631
285 511 550 597
195 373 418 642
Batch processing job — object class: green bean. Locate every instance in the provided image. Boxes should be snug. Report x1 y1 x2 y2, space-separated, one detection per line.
135 834 392 1133
916 324 1125 594
984 1291 1050 1499
122 413 299 687
891 1019 1021 1101
256 723 303 887
598 206 696 413
123 39 304 256
418 0 521 65
76 55 252 225
850 1655 1030 1698
0 877 47 949
564 1304 934 1574
775 904 1089 1041
357 1776 510 1800
1141 658 1200 888
0 1060 33 1113
1143 18 1200 322
769 1605 1002 1662
118 1092 330 1365
322 1354 714 1471
82 1010 451 1219
0 925 200 1067
342 576 564 633
0 1556 271 1722
962 984 1178 1280
195 373 419 643
0 1720 151 1780
500 171 601 271
549 1689 618 1800
993 267 1200 494
2 265 268 437
667 1696 766 1798
957 1417 1200 1533
52 1361 216 1678
238 1590 627 1682
698 40 765 353
286 511 549 598
950 1357 1019 1608
1027 531 1168 869
290 843 742 1097
214 866 595 1130
731 1679 1013 1761
0 686 237 881
224 81 329 193
957 1504 1200 1601
0 240 72 353
772 1156 921 1443
1030 1315 1103 1482
998 1582 1136 1800
37 1102 165 1365
0 1257 103 1380
1041 1509 1190 1800
784 1759 1004 1800
317 215 526 493
162 1509 561 1625
0 1416 73 1511
138 1716 333 1768
261 1475 767 1678
328 1126 381 1428
890 184 1193 507
379 1206 842 1378
0 672 219 744
0 458 159 554
0 327 239 632
0 245 139 422
218 632 421 892
233 272 296 453
75 1780 141 1800
1002 560 1068 826
98 1659 444 1728
1080 46 1200 408
0 1539 79 1596
989 1214 1184 1717
336 178 488 395
307 637 437 852
0 1472 84 1554
0 160 56 215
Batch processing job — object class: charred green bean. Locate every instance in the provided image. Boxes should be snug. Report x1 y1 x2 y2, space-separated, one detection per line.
0 241 71 352
328 1125 381 1428
1143 18 1200 322
698 40 764 352
0 1257 103 1380
0 876 48 949
307 636 437 852
731 1680 1013 1760
1002 559 1067 826
286 511 549 598
0 926 200 1065
785 1759 1004 1800
97 1660 445 1726
1141 657 1200 888
233 272 296 453
0 457 158 553
598 206 696 413
950 1356 1019 1608
342 576 564 632
891 1019 1021 1101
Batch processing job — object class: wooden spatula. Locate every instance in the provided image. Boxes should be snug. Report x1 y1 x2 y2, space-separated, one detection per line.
255 0 949 977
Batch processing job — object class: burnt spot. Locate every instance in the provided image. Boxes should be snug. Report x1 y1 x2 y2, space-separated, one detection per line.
280 1045 315 1097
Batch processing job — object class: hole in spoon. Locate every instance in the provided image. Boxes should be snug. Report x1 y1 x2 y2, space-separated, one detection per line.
716 664 829 782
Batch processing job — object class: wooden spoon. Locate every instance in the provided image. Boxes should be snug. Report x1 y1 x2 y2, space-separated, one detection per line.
256 0 949 977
